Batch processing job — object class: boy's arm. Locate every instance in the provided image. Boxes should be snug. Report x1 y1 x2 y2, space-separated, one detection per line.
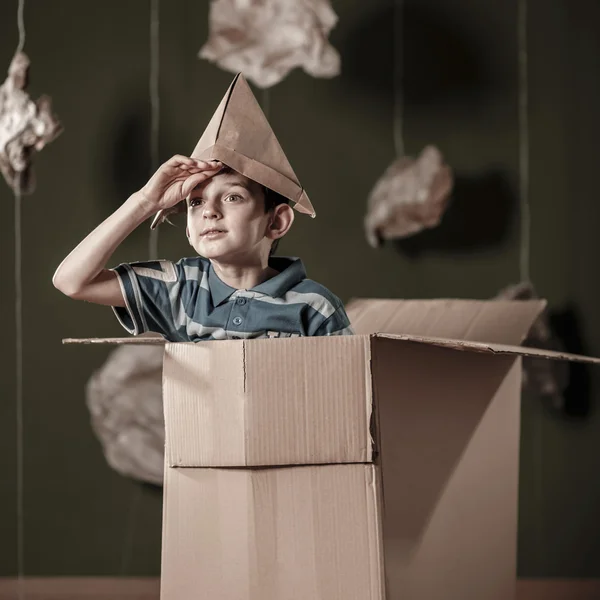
52 194 153 306
52 156 222 306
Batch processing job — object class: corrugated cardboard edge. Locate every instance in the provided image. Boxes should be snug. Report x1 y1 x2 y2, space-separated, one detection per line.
62 334 600 365
375 333 600 365
62 337 166 345
365 337 376 462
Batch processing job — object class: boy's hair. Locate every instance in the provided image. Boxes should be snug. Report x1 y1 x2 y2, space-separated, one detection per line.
263 186 289 256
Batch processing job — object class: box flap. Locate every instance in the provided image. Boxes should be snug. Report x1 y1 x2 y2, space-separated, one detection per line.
346 299 546 345
163 336 374 467
371 336 520 600
374 333 600 365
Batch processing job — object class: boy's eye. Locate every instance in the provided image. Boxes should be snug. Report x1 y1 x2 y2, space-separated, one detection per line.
189 198 203 208
225 194 241 202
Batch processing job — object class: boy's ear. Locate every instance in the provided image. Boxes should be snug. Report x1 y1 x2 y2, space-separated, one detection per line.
185 226 190 239
267 203 294 241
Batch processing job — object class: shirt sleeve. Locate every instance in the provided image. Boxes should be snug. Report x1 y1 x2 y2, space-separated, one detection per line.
110 259 187 339
311 304 354 337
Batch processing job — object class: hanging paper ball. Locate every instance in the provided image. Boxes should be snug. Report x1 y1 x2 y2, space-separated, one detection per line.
199 0 341 88
364 145 453 248
0 52 62 194
85 344 165 486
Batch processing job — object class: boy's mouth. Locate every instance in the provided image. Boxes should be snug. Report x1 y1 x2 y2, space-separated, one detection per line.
200 228 227 238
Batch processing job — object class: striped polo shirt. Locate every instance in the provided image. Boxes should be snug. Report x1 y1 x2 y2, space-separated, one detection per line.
111 256 353 342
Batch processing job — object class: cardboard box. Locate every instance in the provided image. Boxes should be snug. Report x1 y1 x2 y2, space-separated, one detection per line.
65 299 600 600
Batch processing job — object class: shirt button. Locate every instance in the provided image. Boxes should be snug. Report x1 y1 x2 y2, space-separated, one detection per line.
232 316 243 326
237 298 247 305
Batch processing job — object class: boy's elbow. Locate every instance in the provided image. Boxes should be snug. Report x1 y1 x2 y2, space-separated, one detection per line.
52 269 67 294
52 269 81 298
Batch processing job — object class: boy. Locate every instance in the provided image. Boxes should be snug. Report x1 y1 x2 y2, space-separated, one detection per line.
53 74 352 341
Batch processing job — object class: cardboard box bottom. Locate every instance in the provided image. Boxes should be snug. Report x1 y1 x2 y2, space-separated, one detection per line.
161 464 384 600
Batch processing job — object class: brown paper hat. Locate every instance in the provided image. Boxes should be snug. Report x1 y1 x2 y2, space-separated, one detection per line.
150 73 315 229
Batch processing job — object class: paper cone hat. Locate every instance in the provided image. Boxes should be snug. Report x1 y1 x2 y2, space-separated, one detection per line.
151 73 315 228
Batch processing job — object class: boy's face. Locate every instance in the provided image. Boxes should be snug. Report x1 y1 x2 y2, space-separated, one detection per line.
186 170 274 262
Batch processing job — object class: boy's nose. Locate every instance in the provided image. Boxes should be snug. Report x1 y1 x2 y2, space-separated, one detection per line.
202 201 221 218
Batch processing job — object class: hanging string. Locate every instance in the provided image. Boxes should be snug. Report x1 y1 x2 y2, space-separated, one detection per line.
392 0 404 157
15 186 24 599
16 0 25 54
148 0 160 259
15 1 26 597
518 0 530 283
391 0 425 291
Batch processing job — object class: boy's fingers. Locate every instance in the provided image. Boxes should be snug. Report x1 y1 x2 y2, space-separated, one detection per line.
162 156 197 174
176 160 222 175
158 158 222 191
181 171 215 198
194 159 223 170
163 157 222 176
168 154 195 166
181 167 223 195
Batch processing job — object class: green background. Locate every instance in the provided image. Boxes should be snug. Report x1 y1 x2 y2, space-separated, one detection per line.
1 0 599 576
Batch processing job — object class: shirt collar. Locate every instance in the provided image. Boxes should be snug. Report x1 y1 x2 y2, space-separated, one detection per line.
253 257 306 298
208 257 306 307
208 265 237 307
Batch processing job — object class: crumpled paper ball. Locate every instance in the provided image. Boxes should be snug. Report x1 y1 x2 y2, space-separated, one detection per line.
495 282 568 408
0 52 62 194
365 145 453 248
86 344 165 486
199 0 341 88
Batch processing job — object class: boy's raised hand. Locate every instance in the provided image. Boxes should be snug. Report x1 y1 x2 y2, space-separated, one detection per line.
53 155 223 308
139 155 223 213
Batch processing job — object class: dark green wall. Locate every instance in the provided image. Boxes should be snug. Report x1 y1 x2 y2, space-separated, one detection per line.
1 0 599 577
